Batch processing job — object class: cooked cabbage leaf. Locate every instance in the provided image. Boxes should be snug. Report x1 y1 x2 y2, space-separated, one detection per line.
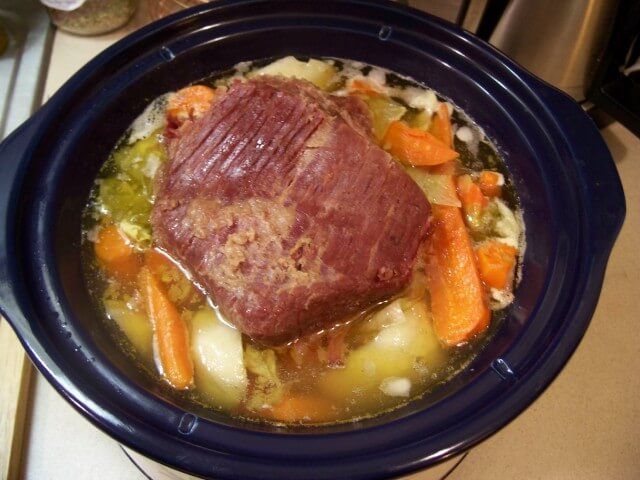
244 345 285 411
405 167 461 208
364 96 406 140
96 132 166 248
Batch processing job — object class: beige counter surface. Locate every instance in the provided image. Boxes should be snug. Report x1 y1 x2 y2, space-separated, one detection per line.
18 22 640 480
451 122 640 479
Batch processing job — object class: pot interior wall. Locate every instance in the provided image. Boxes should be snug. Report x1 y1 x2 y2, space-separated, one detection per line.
18 21 561 429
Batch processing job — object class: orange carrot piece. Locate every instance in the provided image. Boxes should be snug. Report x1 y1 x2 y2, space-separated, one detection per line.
145 249 176 276
139 267 194 390
426 205 490 345
95 225 134 263
167 85 218 127
145 249 203 307
348 78 383 97
475 241 517 290
456 174 488 223
478 170 503 198
427 104 455 173
383 121 459 166
94 225 140 280
269 395 334 423
430 103 453 148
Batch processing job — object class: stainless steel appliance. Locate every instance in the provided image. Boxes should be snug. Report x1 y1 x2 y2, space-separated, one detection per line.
490 0 620 100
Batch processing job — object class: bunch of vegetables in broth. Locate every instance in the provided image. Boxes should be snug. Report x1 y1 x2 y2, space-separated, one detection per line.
85 56 522 425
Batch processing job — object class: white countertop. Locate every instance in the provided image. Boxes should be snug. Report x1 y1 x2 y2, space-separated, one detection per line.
17 14 640 480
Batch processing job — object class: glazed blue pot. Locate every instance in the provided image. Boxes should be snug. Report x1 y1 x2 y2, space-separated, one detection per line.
0 1 625 478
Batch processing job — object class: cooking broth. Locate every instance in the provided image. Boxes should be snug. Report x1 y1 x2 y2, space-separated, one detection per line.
82 56 524 425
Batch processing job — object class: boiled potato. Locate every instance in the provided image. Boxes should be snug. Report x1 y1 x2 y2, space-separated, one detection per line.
104 300 153 359
190 308 248 409
320 299 445 401
373 299 444 363
251 56 337 90
321 345 416 399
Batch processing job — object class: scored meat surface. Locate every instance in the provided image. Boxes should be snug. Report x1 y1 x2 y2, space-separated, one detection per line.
152 76 431 345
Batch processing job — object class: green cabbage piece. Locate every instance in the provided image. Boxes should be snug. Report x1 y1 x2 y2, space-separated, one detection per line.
403 109 431 131
405 167 461 208
244 345 284 411
364 96 407 140
96 132 166 248
113 134 166 191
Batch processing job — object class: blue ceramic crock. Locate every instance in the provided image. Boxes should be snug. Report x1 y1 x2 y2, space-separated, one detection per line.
0 1 625 479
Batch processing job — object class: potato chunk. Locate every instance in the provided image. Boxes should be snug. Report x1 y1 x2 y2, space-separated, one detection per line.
320 299 445 403
252 56 337 89
190 308 248 409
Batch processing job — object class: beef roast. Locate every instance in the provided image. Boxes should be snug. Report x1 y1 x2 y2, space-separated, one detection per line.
152 76 431 345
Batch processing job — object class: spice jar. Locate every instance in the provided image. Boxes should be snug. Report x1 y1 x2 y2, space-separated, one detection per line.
43 0 138 36
147 0 209 21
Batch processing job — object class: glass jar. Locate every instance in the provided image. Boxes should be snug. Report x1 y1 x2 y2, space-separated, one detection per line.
147 0 209 21
44 0 138 36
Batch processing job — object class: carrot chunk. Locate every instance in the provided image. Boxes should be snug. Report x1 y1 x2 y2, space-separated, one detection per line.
456 174 488 224
430 103 453 148
138 267 194 390
475 241 518 290
269 395 334 423
426 205 490 345
478 170 503 198
383 121 459 166
94 225 140 280
348 78 384 97
145 248 176 276
144 249 203 308
95 225 134 263
167 85 219 127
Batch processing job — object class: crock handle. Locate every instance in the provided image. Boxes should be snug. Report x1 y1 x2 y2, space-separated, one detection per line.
536 85 626 254
0 108 50 325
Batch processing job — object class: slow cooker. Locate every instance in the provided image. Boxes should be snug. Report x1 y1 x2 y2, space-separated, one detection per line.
0 1 625 478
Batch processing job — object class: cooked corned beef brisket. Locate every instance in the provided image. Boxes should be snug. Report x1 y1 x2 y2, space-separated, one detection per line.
152 76 430 345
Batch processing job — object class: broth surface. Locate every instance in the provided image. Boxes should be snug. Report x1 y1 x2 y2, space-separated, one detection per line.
82 56 524 425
